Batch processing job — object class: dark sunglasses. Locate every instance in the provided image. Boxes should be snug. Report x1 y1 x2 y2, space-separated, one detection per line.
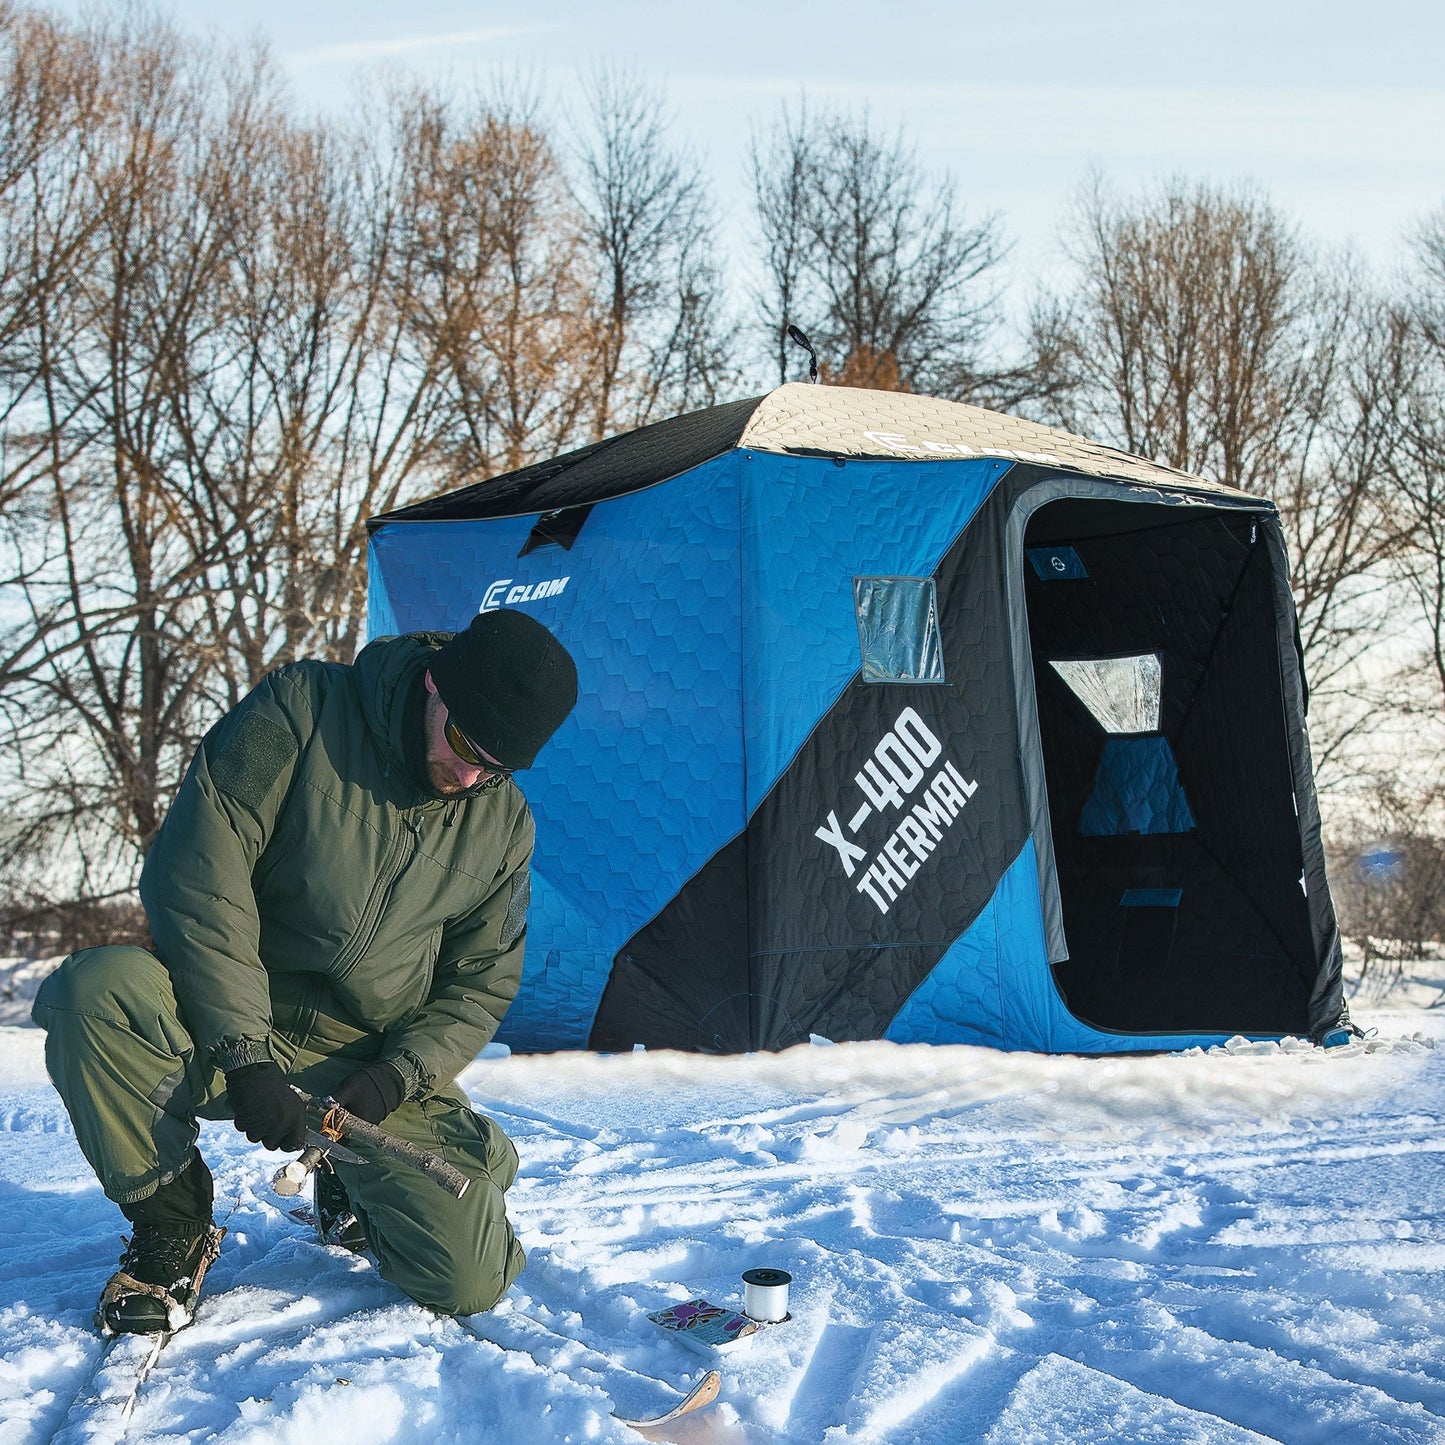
443 717 513 776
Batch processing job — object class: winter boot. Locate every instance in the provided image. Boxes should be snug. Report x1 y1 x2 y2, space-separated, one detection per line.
97 1152 224 1336
97 1222 226 1335
314 1157 368 1254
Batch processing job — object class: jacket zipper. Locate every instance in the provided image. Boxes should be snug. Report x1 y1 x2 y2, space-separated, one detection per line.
329 814 425 983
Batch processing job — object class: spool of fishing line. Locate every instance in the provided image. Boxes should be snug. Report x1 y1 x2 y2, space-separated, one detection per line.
741 1267 791 1322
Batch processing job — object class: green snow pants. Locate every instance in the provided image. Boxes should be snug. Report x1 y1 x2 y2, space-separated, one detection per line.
32 945 526 1316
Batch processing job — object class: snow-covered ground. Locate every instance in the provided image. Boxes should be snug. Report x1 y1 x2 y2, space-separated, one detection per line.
1 958 1442 1445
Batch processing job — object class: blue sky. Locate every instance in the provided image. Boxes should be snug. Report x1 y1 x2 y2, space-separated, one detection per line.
106 2 1445 299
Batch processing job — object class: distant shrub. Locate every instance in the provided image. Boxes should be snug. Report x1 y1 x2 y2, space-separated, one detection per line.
1328 810 1445 990
0 893 152 958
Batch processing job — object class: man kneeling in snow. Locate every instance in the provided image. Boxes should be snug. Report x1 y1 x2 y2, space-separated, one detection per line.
33 610 577 1334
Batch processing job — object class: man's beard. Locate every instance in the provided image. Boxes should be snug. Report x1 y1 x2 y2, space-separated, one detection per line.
427 759 476 796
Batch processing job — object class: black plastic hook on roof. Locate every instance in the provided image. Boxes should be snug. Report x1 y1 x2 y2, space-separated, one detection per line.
785 324 819 384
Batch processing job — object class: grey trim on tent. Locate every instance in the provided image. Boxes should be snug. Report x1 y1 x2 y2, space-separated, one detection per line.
1262 523 1349 1037
1001 471 1273 969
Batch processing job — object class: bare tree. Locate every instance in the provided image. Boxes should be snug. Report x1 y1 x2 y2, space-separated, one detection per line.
403 86 601 477
751 102 1005 397
574 67 737 435
1026 179 1413 786
162 103 367 691
1390 212 1445 726
0 20 714 913
0 4 105 516
750 101 812 386
179 81 459 684
0 22 446 903
167 78 606 688
0 11 270 900
1029 177 1319 488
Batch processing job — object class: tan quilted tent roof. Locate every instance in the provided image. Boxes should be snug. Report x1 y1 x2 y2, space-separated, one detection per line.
739 383 1242 499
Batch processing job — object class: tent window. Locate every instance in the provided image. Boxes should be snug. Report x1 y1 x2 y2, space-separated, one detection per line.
1049 653 1161 734
854 577 945 685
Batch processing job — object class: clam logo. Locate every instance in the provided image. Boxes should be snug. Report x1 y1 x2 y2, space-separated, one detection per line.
479 576 570 612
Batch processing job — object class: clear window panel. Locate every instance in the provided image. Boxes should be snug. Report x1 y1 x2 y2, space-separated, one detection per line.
1050 653 1162 733
854 577 945 685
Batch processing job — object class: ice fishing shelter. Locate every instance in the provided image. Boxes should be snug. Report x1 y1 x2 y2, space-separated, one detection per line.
366 384 1349 1054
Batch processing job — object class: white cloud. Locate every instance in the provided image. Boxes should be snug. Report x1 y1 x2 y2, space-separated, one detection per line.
286 26 537 68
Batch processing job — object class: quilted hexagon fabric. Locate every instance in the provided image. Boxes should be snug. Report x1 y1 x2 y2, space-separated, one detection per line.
739 384 1236 498
369 445 1021 1049
741 451 1010 807
371 454 746 1048
1079 736 1197 837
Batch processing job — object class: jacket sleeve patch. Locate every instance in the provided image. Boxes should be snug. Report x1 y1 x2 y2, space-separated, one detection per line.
501 866 530 950
207 711 298 810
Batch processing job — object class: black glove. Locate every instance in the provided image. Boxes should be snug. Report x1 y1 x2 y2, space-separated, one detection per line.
225 1061 307 1151
331 1061 407 1126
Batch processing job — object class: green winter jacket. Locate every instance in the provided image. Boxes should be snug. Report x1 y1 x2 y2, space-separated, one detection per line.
139 634 534 1099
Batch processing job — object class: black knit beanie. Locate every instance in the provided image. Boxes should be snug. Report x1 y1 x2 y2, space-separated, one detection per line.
428 610 578 771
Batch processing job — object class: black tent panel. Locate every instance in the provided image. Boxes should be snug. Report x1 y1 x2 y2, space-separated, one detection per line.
373 395 764 525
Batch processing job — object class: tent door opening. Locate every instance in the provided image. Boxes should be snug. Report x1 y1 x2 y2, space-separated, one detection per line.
1021 496 1317 1036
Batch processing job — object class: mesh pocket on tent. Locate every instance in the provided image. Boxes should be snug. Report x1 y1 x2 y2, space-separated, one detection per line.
1117 888 1182 978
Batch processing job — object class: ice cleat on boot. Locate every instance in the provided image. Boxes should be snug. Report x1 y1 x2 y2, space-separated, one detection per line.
314 1158 368 1254
96 1221 226 1335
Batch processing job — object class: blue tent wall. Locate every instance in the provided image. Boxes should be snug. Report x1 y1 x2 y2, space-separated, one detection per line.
371 454 746 1045
739 451 1012 808
368 448 1029 1049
